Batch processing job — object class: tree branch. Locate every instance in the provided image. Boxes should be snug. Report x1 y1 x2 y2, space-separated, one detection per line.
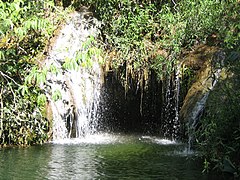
0 70 20 86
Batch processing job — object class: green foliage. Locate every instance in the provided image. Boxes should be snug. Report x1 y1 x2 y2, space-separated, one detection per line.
0 87 49 146
0 0 65 146
62 36 103 70
196 52 240 175
75 0 240 87
52 89 62 102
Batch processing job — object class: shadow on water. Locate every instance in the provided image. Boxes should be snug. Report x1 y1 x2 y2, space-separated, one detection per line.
0 134 228 180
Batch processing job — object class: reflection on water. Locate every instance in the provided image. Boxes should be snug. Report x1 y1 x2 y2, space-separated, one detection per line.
48 144 99 179
0 134 216 179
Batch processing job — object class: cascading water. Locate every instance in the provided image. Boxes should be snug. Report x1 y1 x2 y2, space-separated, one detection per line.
185 50 225 150
163 63 181 140
173 63 181 138
44 11 102 141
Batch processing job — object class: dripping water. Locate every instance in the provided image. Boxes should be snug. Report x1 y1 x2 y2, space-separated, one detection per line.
163 63 181 140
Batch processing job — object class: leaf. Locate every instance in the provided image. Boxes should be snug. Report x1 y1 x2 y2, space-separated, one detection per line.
49 64 59 75
19 85 29 96
36 73 45 85
0 50 5 60
52 89 62 102
222 158 236 174
37 94 47 106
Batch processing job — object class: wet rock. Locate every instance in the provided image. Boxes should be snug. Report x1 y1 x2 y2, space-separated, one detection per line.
179 45 225 138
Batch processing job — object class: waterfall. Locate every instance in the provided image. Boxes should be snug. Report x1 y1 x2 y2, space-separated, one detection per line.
163 63 181 140
173 63 181 138
44 11 102 141
185 50 225 150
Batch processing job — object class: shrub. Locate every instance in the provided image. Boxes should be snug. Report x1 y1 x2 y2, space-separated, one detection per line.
0 0 64 146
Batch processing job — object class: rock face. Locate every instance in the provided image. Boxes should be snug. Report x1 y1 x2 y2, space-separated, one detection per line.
179 45 225 139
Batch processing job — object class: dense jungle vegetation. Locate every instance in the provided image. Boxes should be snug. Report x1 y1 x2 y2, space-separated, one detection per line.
0 0 239 176
0 0 72 145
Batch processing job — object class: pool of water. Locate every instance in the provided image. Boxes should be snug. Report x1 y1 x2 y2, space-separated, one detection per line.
0 134 216 179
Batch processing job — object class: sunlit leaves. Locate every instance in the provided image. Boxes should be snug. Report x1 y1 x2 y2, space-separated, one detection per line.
14 27 27 40
49 64 59 75
78 0 163 84
81 0 239 87
1 83 49 146
25 66 47 85
52 89 62 102
63 57 79 70
19 84 28 96
62 36 103 70
37 94 47 106
0 0 61 146
0 0 56 52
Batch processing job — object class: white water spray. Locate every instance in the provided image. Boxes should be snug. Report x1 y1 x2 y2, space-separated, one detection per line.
44 12 102 141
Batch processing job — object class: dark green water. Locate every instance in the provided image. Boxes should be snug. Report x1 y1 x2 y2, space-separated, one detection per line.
0 134 217 180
